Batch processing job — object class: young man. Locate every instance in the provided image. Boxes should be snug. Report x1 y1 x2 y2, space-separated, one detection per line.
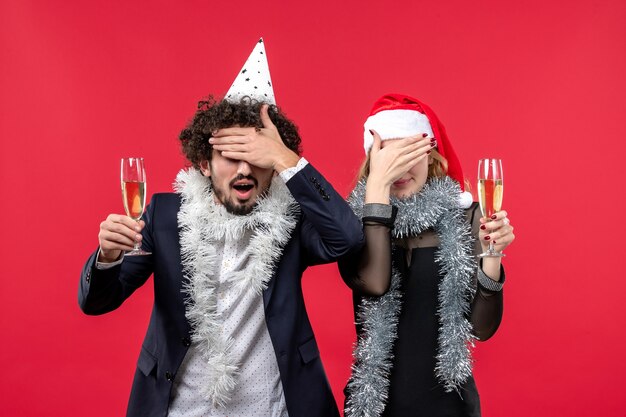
79 39 363 417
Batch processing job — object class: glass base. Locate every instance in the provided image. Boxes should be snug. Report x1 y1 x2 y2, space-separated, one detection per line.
478 250 505 258
125 248 152 256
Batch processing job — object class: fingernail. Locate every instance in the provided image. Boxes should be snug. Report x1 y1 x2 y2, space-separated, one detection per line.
430 142 436 147
369 129 374 135
430 137 436 142
422 133 428 138
492 240 497 244
426 150 431 154
136 234 142 241
484 235 491 240
209 138 215 143
491 214 497 220
480 224 486 230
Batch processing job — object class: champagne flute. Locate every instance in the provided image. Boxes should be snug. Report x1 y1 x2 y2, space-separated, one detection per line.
477 158 505 258
121 157 151 256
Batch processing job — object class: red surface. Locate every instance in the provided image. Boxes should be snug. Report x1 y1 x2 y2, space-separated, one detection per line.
1 0 625 415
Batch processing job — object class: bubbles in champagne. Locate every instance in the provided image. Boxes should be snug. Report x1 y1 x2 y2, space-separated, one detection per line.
478 179 503 217
122 181 146 220
493 183 503 212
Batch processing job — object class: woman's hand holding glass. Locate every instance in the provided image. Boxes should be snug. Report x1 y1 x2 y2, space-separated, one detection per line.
478 210 515 254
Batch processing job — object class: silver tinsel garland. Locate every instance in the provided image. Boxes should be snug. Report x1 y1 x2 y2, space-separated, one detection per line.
345 176 477 417
175 169 299 408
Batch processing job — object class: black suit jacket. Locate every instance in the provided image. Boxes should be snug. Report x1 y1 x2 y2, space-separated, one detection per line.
79 164 364 417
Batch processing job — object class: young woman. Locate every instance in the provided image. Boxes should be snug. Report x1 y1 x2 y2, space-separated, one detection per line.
340 94 515 417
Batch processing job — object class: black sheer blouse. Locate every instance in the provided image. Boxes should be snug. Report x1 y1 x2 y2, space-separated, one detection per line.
339 203 504 417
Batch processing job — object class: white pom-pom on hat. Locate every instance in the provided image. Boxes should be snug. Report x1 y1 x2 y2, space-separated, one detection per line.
458 191 473 209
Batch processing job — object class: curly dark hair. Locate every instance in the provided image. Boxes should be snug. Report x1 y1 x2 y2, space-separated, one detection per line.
179 95 302 169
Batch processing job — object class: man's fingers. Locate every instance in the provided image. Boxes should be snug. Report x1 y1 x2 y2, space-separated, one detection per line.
213 127 254 137
105 214 143 231
101 214 143 244
260 104 276 130
212 106 276 142
219 151 248 161
210 135 252 146
213 143 249 153
100 230 137 249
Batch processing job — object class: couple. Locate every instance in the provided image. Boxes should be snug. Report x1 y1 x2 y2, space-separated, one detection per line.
79 40 514 417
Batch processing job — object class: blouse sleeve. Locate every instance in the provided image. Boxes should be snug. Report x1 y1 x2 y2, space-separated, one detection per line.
338 203 396 296
467 203 505 341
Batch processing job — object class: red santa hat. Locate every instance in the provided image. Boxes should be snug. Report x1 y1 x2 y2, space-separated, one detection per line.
363 93 473 208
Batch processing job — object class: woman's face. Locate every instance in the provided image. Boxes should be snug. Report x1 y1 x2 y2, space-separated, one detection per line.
381 139 431 199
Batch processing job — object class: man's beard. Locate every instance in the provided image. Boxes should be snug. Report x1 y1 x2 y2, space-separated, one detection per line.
210 174 271 215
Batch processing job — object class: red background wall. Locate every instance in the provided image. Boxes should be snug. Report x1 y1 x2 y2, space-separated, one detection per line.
1 0 625 415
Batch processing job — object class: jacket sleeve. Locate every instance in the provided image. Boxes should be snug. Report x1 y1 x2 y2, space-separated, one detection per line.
78 196 158 315
284 163 364 265
467 203 505 341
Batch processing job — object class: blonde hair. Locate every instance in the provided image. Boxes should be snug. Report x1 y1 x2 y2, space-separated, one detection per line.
356 147 449 184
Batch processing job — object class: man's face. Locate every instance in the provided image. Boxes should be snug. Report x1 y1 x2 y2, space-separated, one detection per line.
200 149 274 215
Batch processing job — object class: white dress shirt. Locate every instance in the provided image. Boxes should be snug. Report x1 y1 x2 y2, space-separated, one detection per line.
168 228 288 417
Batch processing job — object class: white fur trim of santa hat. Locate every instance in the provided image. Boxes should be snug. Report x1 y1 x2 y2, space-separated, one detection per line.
363 109 434 154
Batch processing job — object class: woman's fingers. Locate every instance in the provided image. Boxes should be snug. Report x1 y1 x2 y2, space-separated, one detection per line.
370 129 382 154
479 212 515 248
369 134 434 186
390 138 432 169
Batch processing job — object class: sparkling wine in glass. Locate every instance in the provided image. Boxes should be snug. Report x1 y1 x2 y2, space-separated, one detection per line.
477 158 505 257
121 157 151 256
